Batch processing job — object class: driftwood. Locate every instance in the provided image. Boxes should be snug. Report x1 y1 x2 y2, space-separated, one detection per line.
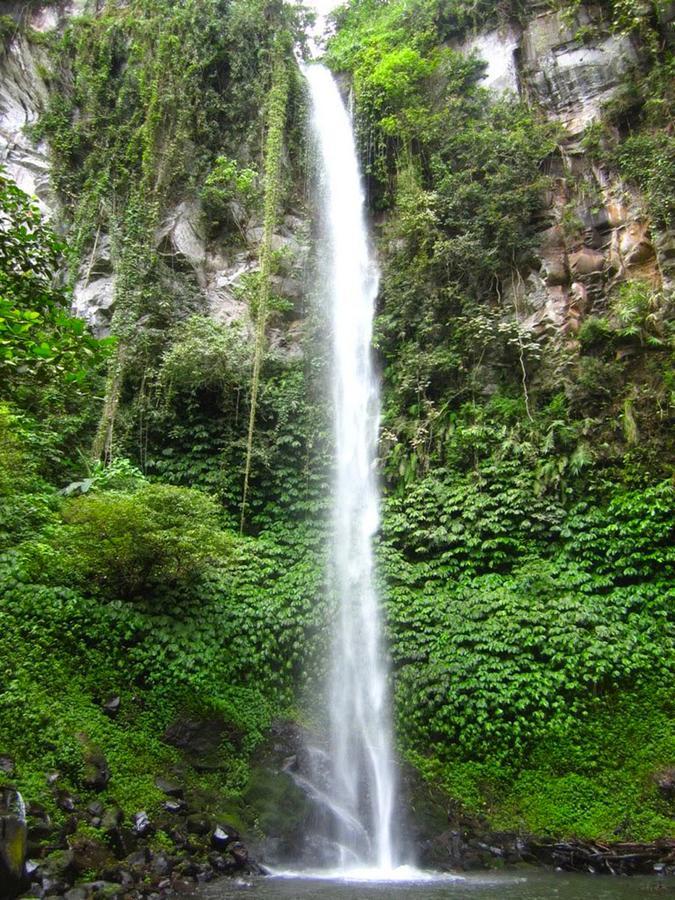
525 838 675 875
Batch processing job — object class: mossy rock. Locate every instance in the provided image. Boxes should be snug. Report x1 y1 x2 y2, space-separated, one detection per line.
243 767 310 860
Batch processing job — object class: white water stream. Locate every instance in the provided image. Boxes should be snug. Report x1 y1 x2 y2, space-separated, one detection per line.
304 64 398 875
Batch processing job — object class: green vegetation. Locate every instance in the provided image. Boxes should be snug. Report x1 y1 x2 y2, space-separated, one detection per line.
241 46 291 531
327 0 674 840
0 0 672 864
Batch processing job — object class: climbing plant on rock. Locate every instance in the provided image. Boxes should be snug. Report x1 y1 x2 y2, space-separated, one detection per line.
240 46 291 532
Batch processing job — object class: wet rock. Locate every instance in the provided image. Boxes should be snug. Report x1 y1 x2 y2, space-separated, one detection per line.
196 865 214 883
207 852 229 873
525 837 675 874
154 777 183 798
100 808 123 833
99 863 134 886
186 814 210 836
64 888 88 900
26 804 53 853
27 803 49 823
25 859 40 881
86 802 104 829
164 800 185 814
104 825 137 860
41 848 75 879
45 772 60 787
654 767 675 800
167 827 189 849
102 696 121 719
228 841 248 868
41 874 71 895
163 716 229 770
132 812 151 837
0 787 28 898
126 847 150 868
85 880 126 898
69 831 114 876
0 755 14 775
211 824 238 850
56 791 77 813
152 852 173 877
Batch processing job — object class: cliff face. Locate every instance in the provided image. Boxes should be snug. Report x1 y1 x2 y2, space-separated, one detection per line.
459 3 673 341
1 1 671 350
0 0 308 356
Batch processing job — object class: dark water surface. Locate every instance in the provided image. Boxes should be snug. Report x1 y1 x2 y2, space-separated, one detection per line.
195 871 675 900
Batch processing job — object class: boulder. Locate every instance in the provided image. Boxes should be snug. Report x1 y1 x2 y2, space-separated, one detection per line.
64 888 88 900
619 221 654 267
164 800 185 814
163 715 229 770
68 831 114 875
100 808 123 833
152 852 173 877
228 841 249 868
654 767 675 800
0 756 14 775
541 251 569 286
132 812 151 837
56 790 77 813
186 814 210 836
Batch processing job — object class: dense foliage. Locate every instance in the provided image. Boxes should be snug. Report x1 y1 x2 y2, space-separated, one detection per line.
327 0 674 839
0 0 672 859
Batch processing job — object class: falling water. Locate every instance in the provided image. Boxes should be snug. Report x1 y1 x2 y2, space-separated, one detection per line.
304 63 398 874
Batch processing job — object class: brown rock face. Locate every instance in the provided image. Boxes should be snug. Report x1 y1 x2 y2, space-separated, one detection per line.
542 253 569 286
570 247 605 277
619 222 654 267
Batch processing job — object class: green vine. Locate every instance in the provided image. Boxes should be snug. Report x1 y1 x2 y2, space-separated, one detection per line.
240 48 290 532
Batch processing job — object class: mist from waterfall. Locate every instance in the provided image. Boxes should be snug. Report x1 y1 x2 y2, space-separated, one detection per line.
304 63 398 875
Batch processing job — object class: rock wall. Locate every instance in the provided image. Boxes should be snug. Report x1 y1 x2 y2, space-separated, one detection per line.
0 0 310 355
0 1 671 353
459 2 673 337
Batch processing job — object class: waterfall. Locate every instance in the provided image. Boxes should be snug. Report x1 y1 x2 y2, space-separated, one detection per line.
305 63 398 874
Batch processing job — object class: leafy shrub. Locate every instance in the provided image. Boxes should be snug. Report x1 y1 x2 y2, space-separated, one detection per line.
200 155 260 237
22 484 232 603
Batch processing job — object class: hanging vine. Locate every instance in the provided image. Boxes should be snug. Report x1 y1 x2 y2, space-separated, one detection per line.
240 47 290 532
